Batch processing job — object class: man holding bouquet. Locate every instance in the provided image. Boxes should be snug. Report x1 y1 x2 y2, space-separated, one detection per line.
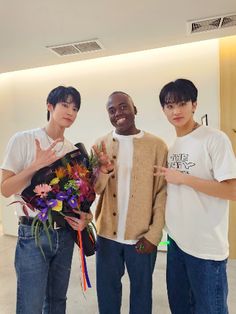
93 91 168 314
0 86 92 314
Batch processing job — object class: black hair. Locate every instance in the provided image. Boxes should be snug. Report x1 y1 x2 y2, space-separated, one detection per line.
46 86 81 121
108 91 131 98
107 91 135 107
159 79 198 108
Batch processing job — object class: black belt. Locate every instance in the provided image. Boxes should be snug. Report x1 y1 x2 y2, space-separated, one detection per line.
19 216 62 229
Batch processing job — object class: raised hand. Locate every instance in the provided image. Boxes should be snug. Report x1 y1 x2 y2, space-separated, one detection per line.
92 141 114 174
32 138 63 171
154 166 184 185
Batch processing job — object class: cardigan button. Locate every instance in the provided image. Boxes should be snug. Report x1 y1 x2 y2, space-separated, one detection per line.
113 231 117 235
113 194 116 198
113 212 116 216
112 155 116 159
111 175 115 179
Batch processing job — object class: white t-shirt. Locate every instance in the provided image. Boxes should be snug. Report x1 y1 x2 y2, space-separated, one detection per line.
1 128 76 217
165 125 236 260
113 130 144 245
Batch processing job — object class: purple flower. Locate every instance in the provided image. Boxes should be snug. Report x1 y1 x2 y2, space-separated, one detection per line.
56 192 68 201
68 196 78 208
47 199 58 208
66 188 73 195
38 208 48 222
36 198 47 208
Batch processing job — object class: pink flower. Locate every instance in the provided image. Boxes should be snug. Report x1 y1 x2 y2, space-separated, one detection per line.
33 184 52 198
76 179 89 195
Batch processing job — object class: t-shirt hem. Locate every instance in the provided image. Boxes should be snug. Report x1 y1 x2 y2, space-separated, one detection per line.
167 232 229 261
98 234 137 245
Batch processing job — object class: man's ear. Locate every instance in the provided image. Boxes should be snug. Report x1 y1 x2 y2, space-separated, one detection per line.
47 103 53 112
192 101 197 114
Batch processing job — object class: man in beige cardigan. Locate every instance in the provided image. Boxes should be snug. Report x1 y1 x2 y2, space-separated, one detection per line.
93 91 167 314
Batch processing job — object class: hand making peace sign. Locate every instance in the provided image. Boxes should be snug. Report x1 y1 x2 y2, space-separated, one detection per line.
92 141 114 174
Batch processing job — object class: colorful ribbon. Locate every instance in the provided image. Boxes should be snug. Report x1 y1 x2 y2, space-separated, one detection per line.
77 230 92 291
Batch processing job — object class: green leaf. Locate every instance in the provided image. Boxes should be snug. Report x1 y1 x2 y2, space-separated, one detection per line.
87 222 97 241
90 221 97 233
43 222 52 251
47 209 53 230
34 221 40 247
33 220 46 260
37 236 46 260
31 215 39 237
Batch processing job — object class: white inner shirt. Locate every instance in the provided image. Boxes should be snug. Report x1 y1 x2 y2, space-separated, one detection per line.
113 130 144 245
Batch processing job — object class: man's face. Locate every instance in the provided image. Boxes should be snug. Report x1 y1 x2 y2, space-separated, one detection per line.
106 93 137 135
162 100 197 128
48 95 79 128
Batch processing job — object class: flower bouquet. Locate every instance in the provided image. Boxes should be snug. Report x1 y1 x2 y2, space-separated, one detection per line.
19 142 98 254
16 143 98 290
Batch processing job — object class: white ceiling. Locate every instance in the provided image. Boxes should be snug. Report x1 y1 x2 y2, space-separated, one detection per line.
1 0 236 74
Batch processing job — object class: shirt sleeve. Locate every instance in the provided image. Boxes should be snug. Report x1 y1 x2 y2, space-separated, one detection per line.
1 133 27 174
209 131 236 182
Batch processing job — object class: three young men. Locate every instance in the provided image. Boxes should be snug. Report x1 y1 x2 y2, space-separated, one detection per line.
93 91 167 314
156 78 236 313
2 81 235 314
0 86 89 314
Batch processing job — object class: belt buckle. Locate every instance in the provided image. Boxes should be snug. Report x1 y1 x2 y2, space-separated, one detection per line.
53 221 61 230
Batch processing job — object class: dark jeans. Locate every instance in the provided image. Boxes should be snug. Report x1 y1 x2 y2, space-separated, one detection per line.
167 237 228 314
15 224 74 314
96 236 157 314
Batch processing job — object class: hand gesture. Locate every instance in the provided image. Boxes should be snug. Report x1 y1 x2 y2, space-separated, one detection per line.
32 138 62 171
154 166 184 185
135 237 156 254
92 141 114 174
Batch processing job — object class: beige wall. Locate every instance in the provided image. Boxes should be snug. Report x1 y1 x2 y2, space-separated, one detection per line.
0 39 220 235
220 35 236 259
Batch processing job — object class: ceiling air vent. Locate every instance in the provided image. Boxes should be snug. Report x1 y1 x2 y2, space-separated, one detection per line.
50 45 79 56
188 13 236 34
74 40 103 53
221 14 236 28
191 18 221 33
47 39 103 56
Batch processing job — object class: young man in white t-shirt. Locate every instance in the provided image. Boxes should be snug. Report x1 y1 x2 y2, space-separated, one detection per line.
93 91 168 314
0 86 90 314
155 79 236 314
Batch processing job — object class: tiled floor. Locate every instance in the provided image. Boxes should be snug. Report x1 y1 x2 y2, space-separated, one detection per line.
0 230 235 314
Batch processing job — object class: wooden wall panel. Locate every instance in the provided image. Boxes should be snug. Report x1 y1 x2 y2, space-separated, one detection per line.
219 36 236 259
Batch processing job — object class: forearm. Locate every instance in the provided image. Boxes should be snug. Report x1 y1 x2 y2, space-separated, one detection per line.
1 164 38 197
94 171 113 194
182 175 236 201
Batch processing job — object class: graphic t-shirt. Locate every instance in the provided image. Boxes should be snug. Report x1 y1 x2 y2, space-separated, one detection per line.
165 125 236 260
